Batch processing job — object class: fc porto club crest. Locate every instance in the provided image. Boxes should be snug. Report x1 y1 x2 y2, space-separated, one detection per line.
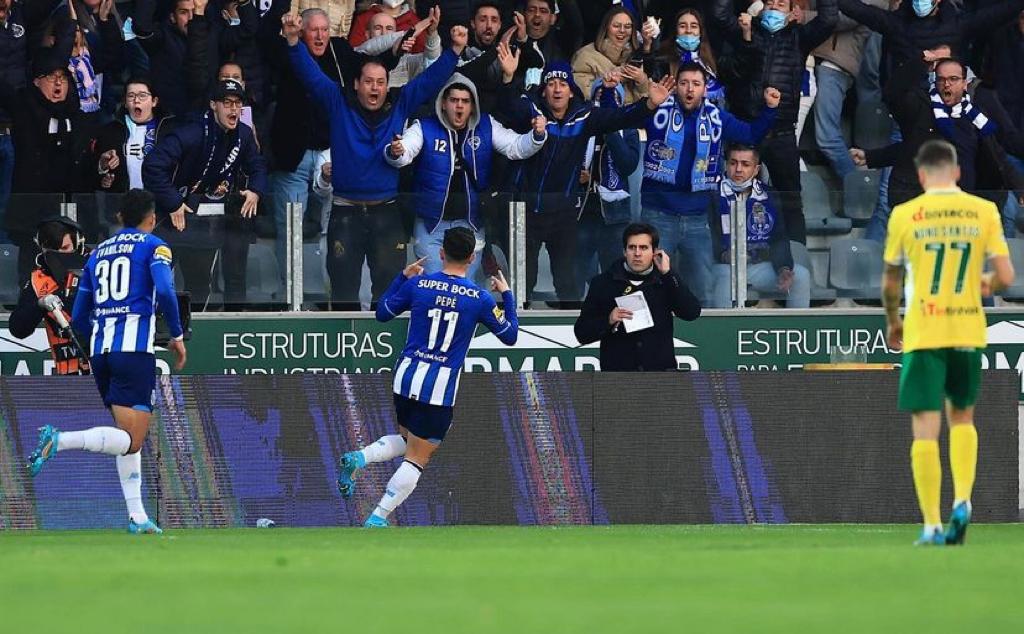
467 135 481 151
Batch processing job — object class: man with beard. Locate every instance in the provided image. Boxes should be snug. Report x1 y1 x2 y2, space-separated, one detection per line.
516 0 584 90
142 79 267 309
496 44 673 305
283 13 467 307
133 0 197 116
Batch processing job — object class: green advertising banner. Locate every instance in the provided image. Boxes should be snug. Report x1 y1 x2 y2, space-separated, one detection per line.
5 310 1024 395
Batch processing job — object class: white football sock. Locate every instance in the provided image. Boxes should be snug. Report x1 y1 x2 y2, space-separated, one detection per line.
360 434 407 464
373 459 422 519
57 427 131 456
117 451 149 524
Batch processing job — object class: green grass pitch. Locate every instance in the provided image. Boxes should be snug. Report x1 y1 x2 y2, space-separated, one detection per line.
2 524 1022 633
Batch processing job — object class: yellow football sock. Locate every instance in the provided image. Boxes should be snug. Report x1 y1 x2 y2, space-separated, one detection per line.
949 423 978 505
911 440 942 527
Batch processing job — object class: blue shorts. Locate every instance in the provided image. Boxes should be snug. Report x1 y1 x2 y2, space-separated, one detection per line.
91 352 156 412
393 394 454 443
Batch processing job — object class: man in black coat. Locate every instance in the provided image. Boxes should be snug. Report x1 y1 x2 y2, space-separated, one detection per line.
574 222 701 372
837 0 1024 67
0 53 88 282
713 0 838 244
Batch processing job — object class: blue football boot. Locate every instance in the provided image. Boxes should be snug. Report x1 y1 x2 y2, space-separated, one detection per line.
944 501 972 545
128 519 164 535
26 425 60 477
363 513 390 528
337 451 366 498
913 527 946 546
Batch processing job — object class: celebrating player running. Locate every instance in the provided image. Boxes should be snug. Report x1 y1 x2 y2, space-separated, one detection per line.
336 227 518 527
26 189 187 534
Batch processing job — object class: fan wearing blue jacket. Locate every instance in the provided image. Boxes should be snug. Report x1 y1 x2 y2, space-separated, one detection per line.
282 13 468 307
494 42 674 305
385 73 548 282
640 62 778 307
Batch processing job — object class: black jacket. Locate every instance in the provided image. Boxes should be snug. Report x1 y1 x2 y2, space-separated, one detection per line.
0 0 62 124
133 0 193 116
714 0 837 127
867 57 1024 206
837 0 1024 67
984 21 1024 134
141 112 267 247
575 259 701 372
85 111 174 192
500 84 655 214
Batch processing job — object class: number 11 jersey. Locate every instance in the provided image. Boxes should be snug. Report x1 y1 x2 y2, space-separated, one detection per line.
377 271 519 407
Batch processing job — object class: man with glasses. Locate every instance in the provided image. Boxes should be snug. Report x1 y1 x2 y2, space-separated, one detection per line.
851 55 1024 231
0 54 88 282
142 78 267 309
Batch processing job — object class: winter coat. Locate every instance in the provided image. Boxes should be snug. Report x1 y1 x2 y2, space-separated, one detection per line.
0 0 63 124
714 0 837 127
836 0 1024 67
806 0 887 77
498 80 655 215
571 34 647 105
574 258 701 372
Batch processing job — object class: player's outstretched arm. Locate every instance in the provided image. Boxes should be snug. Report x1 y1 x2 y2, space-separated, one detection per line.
376 258 426 322
483 270 518 346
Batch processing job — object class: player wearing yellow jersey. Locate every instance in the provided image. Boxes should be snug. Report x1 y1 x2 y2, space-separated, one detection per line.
882 140 1015 546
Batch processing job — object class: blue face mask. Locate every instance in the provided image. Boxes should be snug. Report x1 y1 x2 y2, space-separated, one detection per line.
912 0 934 17
675 34 700 52
761 9 787 33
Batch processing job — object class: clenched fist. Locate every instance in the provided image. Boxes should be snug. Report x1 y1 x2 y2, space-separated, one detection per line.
763 87 781 108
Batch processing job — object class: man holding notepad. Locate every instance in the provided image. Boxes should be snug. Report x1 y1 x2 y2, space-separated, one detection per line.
574 222 702 371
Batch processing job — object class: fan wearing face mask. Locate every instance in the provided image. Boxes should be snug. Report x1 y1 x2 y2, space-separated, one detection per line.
710 144 811 308
836 0 1024 69
646 8 729 106
712 0 838 245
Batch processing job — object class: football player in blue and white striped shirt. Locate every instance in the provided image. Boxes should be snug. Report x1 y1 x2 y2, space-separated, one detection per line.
338 227 518 527
27 189 187 534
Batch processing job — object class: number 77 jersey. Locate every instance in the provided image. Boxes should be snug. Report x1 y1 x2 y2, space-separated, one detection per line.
884 188 1009 352
376 271 519 407
76 228 179 355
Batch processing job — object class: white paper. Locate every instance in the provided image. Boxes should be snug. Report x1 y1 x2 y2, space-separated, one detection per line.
615 292 654 333
195 203 226 216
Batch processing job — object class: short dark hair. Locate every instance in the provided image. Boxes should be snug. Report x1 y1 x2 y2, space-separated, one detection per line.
358 57 389 80
124 75 156 97
622 223 659 249
36 220 75 251
473 1 503 18
676 61 707 82
914 139 959 171
443 227 476 263
119 189 156 228
523 0 556 12
443 83 474 100
726 143 760 163
934 57 966 78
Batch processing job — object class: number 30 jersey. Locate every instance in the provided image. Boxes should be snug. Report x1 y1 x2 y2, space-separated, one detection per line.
884 188 1009 352
72 228 184 355
377 271 519 407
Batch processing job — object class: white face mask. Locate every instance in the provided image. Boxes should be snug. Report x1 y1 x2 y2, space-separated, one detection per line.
726 176 755 192
382 0 404 8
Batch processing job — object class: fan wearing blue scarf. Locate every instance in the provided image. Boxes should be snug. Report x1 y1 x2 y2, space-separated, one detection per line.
710 145 810 308
639 62 779 306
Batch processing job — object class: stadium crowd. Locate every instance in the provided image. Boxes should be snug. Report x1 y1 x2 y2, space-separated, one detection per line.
0 0 1023 310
